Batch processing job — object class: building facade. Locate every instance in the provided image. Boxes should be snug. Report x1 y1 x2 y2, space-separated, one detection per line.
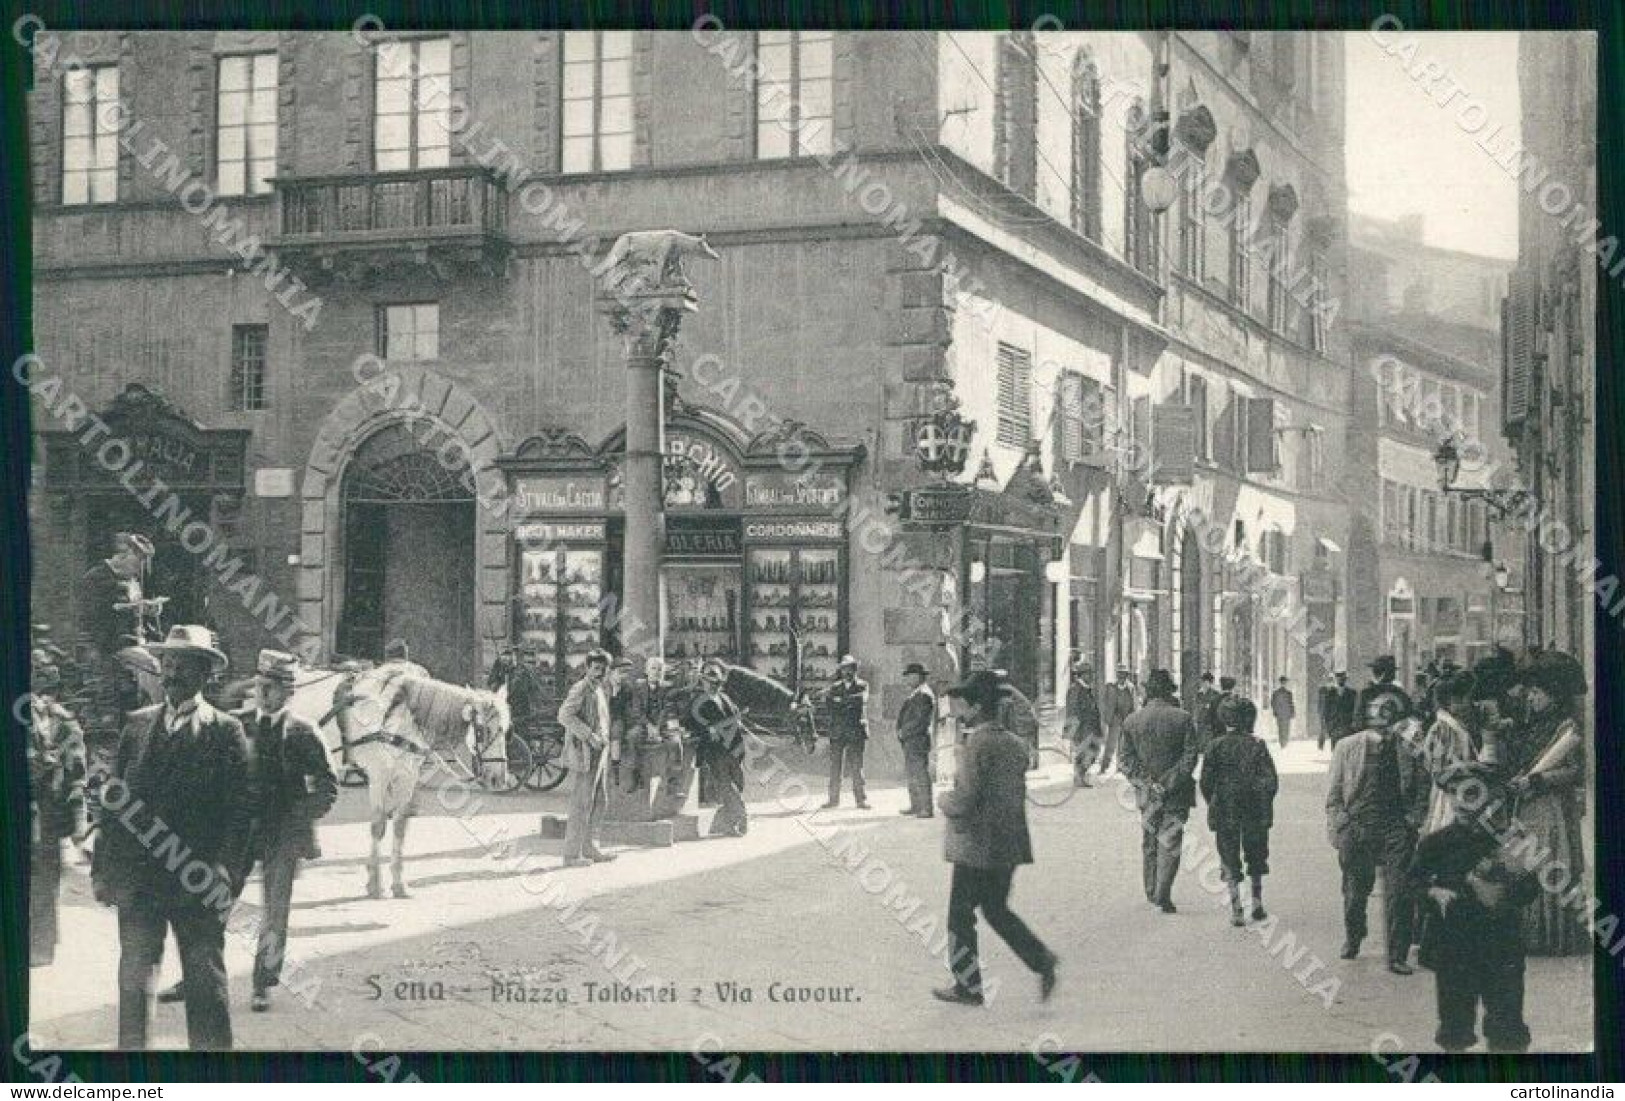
1503 34 1596 673
28 30 1348 766
1347 214 1520 687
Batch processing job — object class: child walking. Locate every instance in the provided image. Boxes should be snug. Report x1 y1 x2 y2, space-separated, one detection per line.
1199 696 1279 926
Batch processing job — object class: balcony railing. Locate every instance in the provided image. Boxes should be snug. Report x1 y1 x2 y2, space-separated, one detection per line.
275 165 508 240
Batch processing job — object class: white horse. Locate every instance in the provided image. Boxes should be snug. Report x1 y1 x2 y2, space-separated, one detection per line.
323 666 510 899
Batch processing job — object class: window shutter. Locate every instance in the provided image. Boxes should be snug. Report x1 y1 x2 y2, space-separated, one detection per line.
1244 396 1277 473
996 343 1033 447
1151 402 1195 484
1503 267 1539 428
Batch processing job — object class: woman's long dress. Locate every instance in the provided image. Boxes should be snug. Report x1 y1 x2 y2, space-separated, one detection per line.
1511 714 1588 956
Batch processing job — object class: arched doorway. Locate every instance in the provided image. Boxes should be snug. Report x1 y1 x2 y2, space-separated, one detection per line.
336 424 476 682
1178 525 1205 698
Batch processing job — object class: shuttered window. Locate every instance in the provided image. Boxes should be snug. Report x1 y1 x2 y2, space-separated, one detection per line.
1058 372 1105 466
1243 396 1278 474
1185 373 1210 461
1502 267 1538 429
1229 185 1253 309
996 344 1033 448
1071 54 1102 240
995 33 1038 201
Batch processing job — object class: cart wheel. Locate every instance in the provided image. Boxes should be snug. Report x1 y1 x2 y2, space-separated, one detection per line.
525 736 569 792
492 733 533 794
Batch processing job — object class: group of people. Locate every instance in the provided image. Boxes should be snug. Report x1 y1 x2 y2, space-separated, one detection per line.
1054 641 1588 1052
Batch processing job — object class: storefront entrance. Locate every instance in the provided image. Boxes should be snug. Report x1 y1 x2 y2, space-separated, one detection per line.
337 424 476 682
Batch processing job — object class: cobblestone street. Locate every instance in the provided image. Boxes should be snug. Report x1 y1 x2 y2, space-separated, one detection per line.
29 742 1591 1054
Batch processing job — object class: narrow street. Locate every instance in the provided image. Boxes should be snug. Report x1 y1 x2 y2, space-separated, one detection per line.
29 741 1590 1054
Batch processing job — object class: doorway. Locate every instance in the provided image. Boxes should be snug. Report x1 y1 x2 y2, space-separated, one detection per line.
1178 527 1205 697
86 494 206 632
337 425 476 683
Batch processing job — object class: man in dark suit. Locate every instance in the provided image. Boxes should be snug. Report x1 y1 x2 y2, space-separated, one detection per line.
1318 670 1358 749
821 654 871 809
79 532 155 659
1357 655 1413 721
1063 659 1102 787
1192 671 1221 751
1119 668 1200 913
896 662 937 817
238 649 337 1012
92 625 254 1051
1269 676 1296 748
933 670 1058 1007
1094 666 1135 776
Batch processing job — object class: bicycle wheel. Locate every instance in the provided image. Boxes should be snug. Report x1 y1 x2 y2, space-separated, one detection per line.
525 734 569 792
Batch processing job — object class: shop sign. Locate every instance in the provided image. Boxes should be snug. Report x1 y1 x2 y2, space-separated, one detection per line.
515 475 607 514
744 518 844 542
665 431 740 508
906 485 972 525
745 468 846 509
665 515 742 559
1301 567 1336 604
516 521 606 544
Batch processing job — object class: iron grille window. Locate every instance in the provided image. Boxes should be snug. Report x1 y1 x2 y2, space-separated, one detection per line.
217 52 278 196
62 64 119 205
755 31 833 159
374 37 451 171
229 324 268 412
996 343 1034 448
563 32 634 173
377 303 440 361
1266 219 1292 332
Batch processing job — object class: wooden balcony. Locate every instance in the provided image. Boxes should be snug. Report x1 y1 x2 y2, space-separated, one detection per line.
268 165 511 282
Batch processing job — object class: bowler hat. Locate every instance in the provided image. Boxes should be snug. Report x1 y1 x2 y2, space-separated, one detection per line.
1371 654 1397 676
149 624 229 674
256 649 300 684
902 662 929 678
839 654 858 669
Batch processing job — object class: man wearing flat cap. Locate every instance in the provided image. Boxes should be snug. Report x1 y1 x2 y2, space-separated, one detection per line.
1118 668 1200 913
933 669 1058 1007
238 649 337 1012
92 625 254 1050
896 662 938 817
821 654 871 809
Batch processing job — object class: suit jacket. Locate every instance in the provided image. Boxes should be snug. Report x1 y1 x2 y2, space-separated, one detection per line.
238 709 338 863
92 699 254 913
825 676 870 742
1199 732 1279 831
1325 726 1429 847
625 676 671 740
1320 685 1358 735
1118 698 1199 812
1064 679 1101 743
1270 687 1296 720
686 691 746 764
1099 683 1135 726
896 685 937 746
940 721 1033 868
557 674 610 772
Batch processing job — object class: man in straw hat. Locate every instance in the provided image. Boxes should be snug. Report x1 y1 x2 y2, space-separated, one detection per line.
557 649 617 867
821 654 872 809
238 649 338 1012
933 669 1058 1006
91 624 254 1050
1118 668 1200 913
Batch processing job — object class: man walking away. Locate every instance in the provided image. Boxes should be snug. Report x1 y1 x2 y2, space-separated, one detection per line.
92 625 253 1051
1193 672 1220 752
1320 671 1358 749
1326 689 1426 973
1270 676 1296 749
933 670 1058 1007
557 649 616 867
1200 696 1278 926
237 650 337 1012
821 655 871 809
896 662 937 816
1119 669 1200 913
688 661 750 837
1064 660 1103 788
1358 655 1413 722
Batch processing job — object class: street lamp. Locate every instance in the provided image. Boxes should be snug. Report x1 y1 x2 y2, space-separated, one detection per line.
1432 437 1529 516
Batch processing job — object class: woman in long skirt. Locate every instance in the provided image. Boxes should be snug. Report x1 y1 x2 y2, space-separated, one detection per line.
1505 649 1589 956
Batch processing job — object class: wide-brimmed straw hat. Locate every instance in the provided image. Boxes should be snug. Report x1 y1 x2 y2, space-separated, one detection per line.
148 624 228 674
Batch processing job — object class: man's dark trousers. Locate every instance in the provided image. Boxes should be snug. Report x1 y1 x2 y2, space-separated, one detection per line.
1338 824 1416 963
253 834 304 993
117 900 231 1050
946 864 1051 996
828 740 867 805
902 737 932 814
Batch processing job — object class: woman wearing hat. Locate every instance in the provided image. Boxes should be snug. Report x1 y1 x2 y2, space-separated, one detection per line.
1504 649 1588 956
